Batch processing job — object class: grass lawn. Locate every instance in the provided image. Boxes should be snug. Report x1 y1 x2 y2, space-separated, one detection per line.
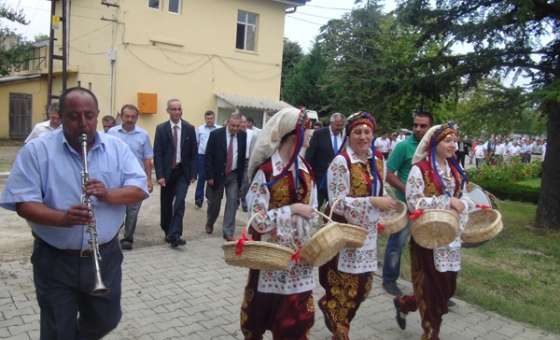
516 178 541 188
378 200 560 334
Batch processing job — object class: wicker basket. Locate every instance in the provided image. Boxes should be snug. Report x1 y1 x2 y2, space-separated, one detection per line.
410 204 459 249
222 214 295 271
300 199 367 267
378 201 408 235
462 209 503 247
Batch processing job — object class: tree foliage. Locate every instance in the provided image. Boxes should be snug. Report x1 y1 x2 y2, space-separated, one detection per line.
396 0 559 228
280 38 303 100
0 3 30 75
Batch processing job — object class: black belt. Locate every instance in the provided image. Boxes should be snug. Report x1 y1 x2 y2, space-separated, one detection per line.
34 235 118 257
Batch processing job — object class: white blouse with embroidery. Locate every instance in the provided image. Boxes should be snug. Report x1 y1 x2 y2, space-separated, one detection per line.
406 163 474 272
326 147 386 274
246 151 319 295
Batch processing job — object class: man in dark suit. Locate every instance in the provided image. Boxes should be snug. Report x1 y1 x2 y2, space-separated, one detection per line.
305 112 345 207
153 98 197 248
205 112 247 241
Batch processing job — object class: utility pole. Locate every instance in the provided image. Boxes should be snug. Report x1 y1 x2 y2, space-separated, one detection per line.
47 0 69 105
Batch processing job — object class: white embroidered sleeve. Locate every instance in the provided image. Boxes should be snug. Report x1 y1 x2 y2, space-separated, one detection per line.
327 155 379 226
405 165 451 211
246 170 291 234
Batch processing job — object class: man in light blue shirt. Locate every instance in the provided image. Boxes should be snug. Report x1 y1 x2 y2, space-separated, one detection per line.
107 104 154 250
0 87 148 339
194 110 220 208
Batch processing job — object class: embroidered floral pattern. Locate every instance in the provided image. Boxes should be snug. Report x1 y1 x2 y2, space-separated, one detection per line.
326 149 385 274
406 164 474 272
245 153 318 295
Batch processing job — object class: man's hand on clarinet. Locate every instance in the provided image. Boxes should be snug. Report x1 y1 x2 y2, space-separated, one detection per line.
63 204 93 225
85 179 109 201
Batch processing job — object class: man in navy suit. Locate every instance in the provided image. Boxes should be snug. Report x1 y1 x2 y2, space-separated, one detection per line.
305 112 345 207
204 112 247 241
153 99 197 248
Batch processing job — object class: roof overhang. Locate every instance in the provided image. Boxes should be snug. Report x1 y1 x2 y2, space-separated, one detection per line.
215 93 293 112
0 73 42 85
272 0 309 7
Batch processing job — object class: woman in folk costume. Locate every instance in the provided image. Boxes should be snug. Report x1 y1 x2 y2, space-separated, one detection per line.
241 108 318 340
393 122 474 340
319 111 398 340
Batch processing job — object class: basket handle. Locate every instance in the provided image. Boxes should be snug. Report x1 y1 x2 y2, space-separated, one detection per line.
328 198 344 221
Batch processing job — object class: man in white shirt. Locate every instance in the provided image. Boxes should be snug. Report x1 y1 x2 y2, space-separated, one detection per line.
195 110 220 208
494 138 506 164
24 102 62 143
474 139 486 168
375 133 391 159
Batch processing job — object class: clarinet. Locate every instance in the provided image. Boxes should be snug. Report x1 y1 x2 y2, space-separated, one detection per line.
80 133 110 296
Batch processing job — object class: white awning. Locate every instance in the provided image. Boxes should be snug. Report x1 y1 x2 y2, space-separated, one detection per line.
215 93 293 112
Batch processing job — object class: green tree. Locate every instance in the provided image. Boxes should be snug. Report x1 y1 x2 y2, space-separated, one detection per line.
0 4 30 75
280 38 303 99
316 4 455 131
282 41 329 111
397 0 560 228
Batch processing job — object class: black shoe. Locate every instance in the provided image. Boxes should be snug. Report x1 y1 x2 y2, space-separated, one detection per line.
393 297 407 330
195 200 203 208
175 238 186 246
205 224 213 234
448 299 456 307
170 240 179 248
120 241 133 250
383 281 403 296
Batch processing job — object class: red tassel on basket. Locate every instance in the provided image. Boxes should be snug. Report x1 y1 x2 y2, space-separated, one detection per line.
409 209 424 220
476 204 491 210
291 249 301 264
377 223 385 234
235 232 250 256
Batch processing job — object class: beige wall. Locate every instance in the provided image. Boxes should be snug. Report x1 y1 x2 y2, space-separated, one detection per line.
0 74 78 139
69 0 288 138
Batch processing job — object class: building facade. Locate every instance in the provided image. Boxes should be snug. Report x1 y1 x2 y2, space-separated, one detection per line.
0 0 306 139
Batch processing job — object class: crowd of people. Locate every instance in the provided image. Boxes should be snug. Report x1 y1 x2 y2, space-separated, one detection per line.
0 87 545 340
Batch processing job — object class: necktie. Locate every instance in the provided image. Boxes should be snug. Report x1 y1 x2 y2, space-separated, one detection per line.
226 134 234 176
172 125 178 168
333 134 338 154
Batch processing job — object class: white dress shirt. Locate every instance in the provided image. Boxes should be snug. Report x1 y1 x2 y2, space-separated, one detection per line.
170 120 182 164
329 127 344 153
196 123 221 155
226 131 238 172
25 120 61 143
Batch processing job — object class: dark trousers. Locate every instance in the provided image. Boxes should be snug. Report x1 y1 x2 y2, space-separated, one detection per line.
32 238 122 340
206 171 239 238
160 165 189 241
195 154 206 204
317 174 328 209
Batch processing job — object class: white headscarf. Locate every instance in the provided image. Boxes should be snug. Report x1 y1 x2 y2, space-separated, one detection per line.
247 107 303 180
412 124 442 164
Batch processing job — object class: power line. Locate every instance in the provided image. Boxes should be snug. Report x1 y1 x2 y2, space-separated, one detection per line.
286 15 324 26
290 11 337 20
305 4 353 11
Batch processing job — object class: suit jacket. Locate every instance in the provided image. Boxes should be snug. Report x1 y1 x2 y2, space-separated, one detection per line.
305 127 337 184
153 119 197 181
205 127 247 186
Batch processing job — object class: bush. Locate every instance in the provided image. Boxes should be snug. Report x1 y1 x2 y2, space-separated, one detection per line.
467 161 542 203
467 160 542 183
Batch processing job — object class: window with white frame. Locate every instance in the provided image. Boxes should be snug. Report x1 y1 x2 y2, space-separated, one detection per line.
236 10 258 51
148 0 160 10
168 0 181 14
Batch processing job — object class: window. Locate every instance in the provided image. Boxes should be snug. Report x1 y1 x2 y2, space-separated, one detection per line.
168 0 181 14
236 10 258 51
148 0 160 10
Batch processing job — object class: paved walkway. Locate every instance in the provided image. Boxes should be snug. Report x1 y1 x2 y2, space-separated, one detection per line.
1 237 559 340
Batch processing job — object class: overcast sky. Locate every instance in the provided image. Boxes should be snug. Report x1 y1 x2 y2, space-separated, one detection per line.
2 0 396 52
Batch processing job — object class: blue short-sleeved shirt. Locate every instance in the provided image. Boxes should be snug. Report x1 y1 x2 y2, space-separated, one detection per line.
107 124 154 169
0 130 148 250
